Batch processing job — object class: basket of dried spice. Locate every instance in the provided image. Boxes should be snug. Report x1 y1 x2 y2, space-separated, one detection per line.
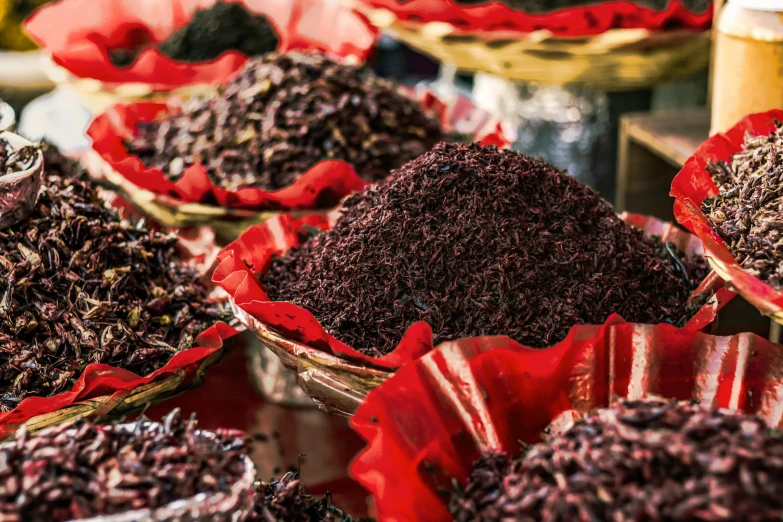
671 109 783 326
24 0 378 112
214 142 735 415
0 407 369 521
353 0 712 91
0 143 240 439
87 52 510 242
349 318 783 522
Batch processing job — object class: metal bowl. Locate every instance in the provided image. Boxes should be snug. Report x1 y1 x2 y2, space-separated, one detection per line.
0 131 44 229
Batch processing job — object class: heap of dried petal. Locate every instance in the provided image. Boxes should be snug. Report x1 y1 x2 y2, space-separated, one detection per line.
263 142 706 356
703 123 783 289
454 399 783 522
0 410 248 521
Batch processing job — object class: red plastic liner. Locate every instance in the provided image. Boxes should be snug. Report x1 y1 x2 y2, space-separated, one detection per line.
0 322 238 439
87 88 511 211
671 110 783 319
213 211 734 371
357 0 712 37
349 318 783 522
24 0 378 92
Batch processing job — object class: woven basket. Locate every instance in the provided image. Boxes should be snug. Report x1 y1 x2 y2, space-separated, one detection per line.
83 149 329 244
2 338 237 441
363 8 711 91
227 212 730 416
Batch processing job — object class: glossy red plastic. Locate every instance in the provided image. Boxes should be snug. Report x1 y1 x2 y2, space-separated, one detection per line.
25 0 378 92
357 0 712 37
213 211 734 371
349 318 783 522
671 110 783 319
87 88 511 211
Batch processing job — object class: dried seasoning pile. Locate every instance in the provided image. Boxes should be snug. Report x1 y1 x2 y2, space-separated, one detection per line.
703 124 783 289
249 472 373 522
0 145 231 411
449 0 711 14
0 137 38 176
128 52 444 193
109 1 279 67
0 411 248 521
453 399 783 522
263 143 706 357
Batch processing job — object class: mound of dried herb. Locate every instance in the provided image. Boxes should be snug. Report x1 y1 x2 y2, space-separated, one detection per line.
128 52 444 193
448 0 711 14
263 142 706 357
703 123 783 289
0 145 231 411
0 410 248 521
109 1 279 67
453 399 783 522
249 471 372 522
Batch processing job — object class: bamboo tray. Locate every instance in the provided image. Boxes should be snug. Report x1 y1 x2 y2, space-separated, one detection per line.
363 8 711 91
2 338 238 441
83 149 328 244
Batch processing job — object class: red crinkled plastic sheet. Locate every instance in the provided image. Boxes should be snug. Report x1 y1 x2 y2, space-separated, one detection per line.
0 322 238 439
357 0 712 37
349 317 783 522
25 0 378 92
212 211 734 372
87 87 511 211
671 110 783 320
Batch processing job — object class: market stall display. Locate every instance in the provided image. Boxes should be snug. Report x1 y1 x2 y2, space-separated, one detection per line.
87 54 509 240
24 0 378 111
3 1 783 520
671 110 783 325
0 142 238 438
349 318 783 522
214 143 734 414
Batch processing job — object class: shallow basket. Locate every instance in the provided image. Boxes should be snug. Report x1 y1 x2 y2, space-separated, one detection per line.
83 149 330 245
362 8 711 91
8 341 237 441
222 212 732 416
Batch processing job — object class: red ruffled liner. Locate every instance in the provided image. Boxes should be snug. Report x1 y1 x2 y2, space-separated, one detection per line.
671 110 783 320
349 317 783 522
0 200 240 438
213 211 734 372
24 0 378 92
0 323 238 439
87 87 512 211
357 0 712 37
